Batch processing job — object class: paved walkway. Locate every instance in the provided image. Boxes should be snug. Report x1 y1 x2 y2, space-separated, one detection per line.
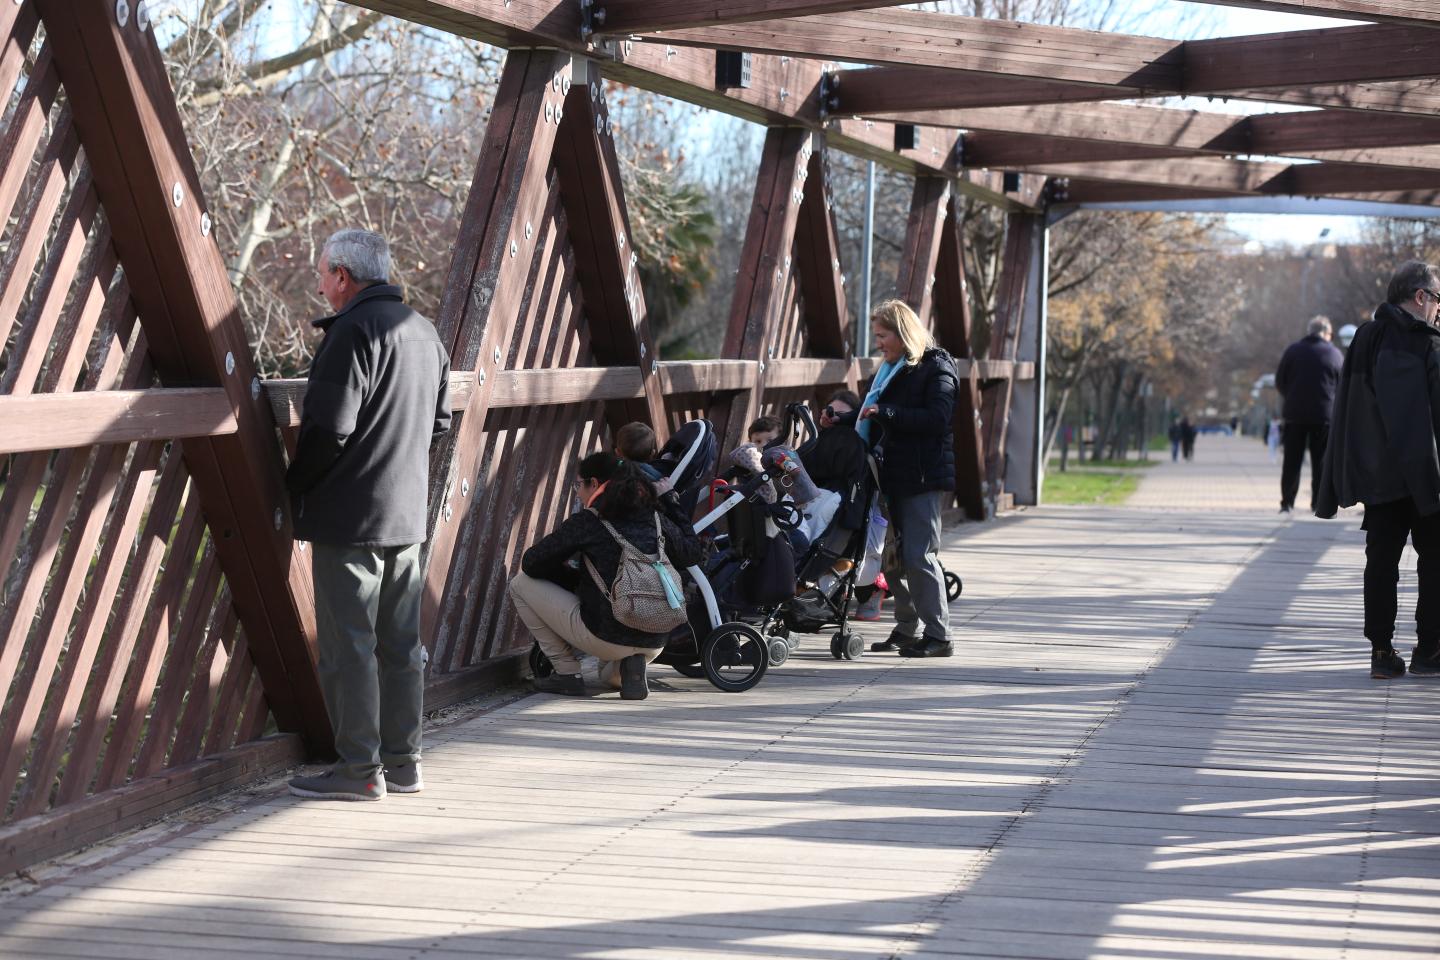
1129 432 1293 512
2 443 1437 959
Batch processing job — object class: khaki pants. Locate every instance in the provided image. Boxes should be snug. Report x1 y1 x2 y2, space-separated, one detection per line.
508 572 662 688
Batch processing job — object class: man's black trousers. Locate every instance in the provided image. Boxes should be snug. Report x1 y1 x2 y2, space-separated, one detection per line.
1280 421 1328 511
1363 498 1440 655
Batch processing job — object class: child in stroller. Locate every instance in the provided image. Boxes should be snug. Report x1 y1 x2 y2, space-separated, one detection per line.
529 419 800 692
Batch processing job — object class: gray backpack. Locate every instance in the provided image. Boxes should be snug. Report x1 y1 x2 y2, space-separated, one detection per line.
583 512 688 633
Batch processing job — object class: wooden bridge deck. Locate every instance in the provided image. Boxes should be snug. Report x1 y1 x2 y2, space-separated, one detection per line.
2 436 1437 959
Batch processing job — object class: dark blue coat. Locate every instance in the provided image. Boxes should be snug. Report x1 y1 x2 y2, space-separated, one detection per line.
1276 332 1343 425
870 348 959 499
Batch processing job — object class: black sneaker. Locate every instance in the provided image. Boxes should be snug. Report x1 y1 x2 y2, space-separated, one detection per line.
1409 648 1440 676
899 638 955 658
619 654 649 700
289 769 385 802
384 763 424 794
535 672 586 696
1371 648 1406 680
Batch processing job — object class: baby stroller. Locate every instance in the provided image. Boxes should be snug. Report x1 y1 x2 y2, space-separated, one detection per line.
528 419 795 693
765 403 965 661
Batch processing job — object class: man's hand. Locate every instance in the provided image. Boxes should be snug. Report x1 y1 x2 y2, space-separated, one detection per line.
860 405 880 421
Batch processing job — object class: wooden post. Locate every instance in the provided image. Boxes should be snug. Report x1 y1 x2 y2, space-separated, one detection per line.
422 49 572 658
711 126 813 452
38 1 331 750
933 196 988 520
552 63 667 437
980 212 1040 505
793 144 854 389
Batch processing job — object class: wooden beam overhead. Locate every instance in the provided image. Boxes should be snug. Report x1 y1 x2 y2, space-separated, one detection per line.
1031 154 1440 196
592 0 913 34
1186 0 1440 26
835 62 1440 119
645 10 1185 90
645 12 1438 94
946 104 1440 174
346 0 971 183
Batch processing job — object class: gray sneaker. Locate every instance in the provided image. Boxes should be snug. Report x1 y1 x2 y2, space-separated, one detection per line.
384 763 424 794
288 769 385 802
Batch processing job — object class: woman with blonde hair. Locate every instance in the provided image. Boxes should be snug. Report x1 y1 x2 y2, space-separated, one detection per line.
859 299 960 657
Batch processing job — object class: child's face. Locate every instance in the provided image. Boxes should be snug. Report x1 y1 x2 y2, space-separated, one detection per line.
749 430 779 447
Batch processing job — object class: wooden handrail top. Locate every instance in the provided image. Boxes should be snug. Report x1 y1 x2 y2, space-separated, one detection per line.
0 388 237 454
262 356 1033 427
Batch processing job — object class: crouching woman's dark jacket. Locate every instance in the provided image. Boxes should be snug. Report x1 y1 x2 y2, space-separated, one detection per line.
870 348 960 499
1316 302 1440 518
521 507 703 648
800 412 871 530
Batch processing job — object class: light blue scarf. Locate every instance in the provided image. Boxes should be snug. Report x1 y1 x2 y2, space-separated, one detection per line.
856 359 903 444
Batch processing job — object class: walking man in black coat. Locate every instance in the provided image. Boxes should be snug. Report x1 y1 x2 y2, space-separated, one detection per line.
1317 261 1440 680
1276 315 1344 513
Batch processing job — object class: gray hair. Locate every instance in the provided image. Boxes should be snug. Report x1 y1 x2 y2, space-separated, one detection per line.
1307 315 1332 337
1386 260 1440 306
322 228 391 285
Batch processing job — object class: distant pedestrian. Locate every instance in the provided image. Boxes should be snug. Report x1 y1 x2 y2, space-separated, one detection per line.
1168 420 1182 462
1317 260 1440 680
1266 418 1282 462
286 229 452 801
1180 417 1197 461
1275 315 1343 514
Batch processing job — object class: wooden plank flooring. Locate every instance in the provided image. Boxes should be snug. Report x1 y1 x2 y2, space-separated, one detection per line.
1 437 1437 958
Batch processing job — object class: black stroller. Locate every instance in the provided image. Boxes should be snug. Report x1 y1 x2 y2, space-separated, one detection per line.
529 419 799 693
763 402 964 662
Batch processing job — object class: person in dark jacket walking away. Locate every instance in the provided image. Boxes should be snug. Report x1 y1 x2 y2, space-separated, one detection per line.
1316 260 1440 680
1276 315 1344 513
860 300 960 658
286 229 451 802
511 453 703 699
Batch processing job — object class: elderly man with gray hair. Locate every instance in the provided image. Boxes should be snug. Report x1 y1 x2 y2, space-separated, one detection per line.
286 228 451 801
1275 313 1343 515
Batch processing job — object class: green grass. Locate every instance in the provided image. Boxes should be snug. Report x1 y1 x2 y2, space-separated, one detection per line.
1043 469 1140 506
1047 457 1158 471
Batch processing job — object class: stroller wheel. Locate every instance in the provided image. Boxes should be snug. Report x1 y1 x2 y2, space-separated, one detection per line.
767 634 791 667
702 622 769 692
944 570 963 603
830 630 864 661
671 661 708 679
528 642 554 679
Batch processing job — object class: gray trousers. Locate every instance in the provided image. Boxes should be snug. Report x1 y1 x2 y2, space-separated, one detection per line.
885 491 949 642
311 542 425 779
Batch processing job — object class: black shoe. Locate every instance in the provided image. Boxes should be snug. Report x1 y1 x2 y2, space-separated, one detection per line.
535 672 586 695
1371 648 1406 680
1410 647 1440 676
899 638 954 658
1279 505 1293 514
619 654 649 700
872 633 914 653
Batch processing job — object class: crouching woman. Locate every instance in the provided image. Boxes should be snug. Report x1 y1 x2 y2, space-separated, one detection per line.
509 452 703 700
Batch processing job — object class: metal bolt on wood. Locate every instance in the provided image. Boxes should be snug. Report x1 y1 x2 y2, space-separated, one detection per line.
524 222 532 239
115 0 128 25
461 478 470 497
171 182 183 207
250 377 260 401
136 0 150 28
224 351 235 375
200 212 211 237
